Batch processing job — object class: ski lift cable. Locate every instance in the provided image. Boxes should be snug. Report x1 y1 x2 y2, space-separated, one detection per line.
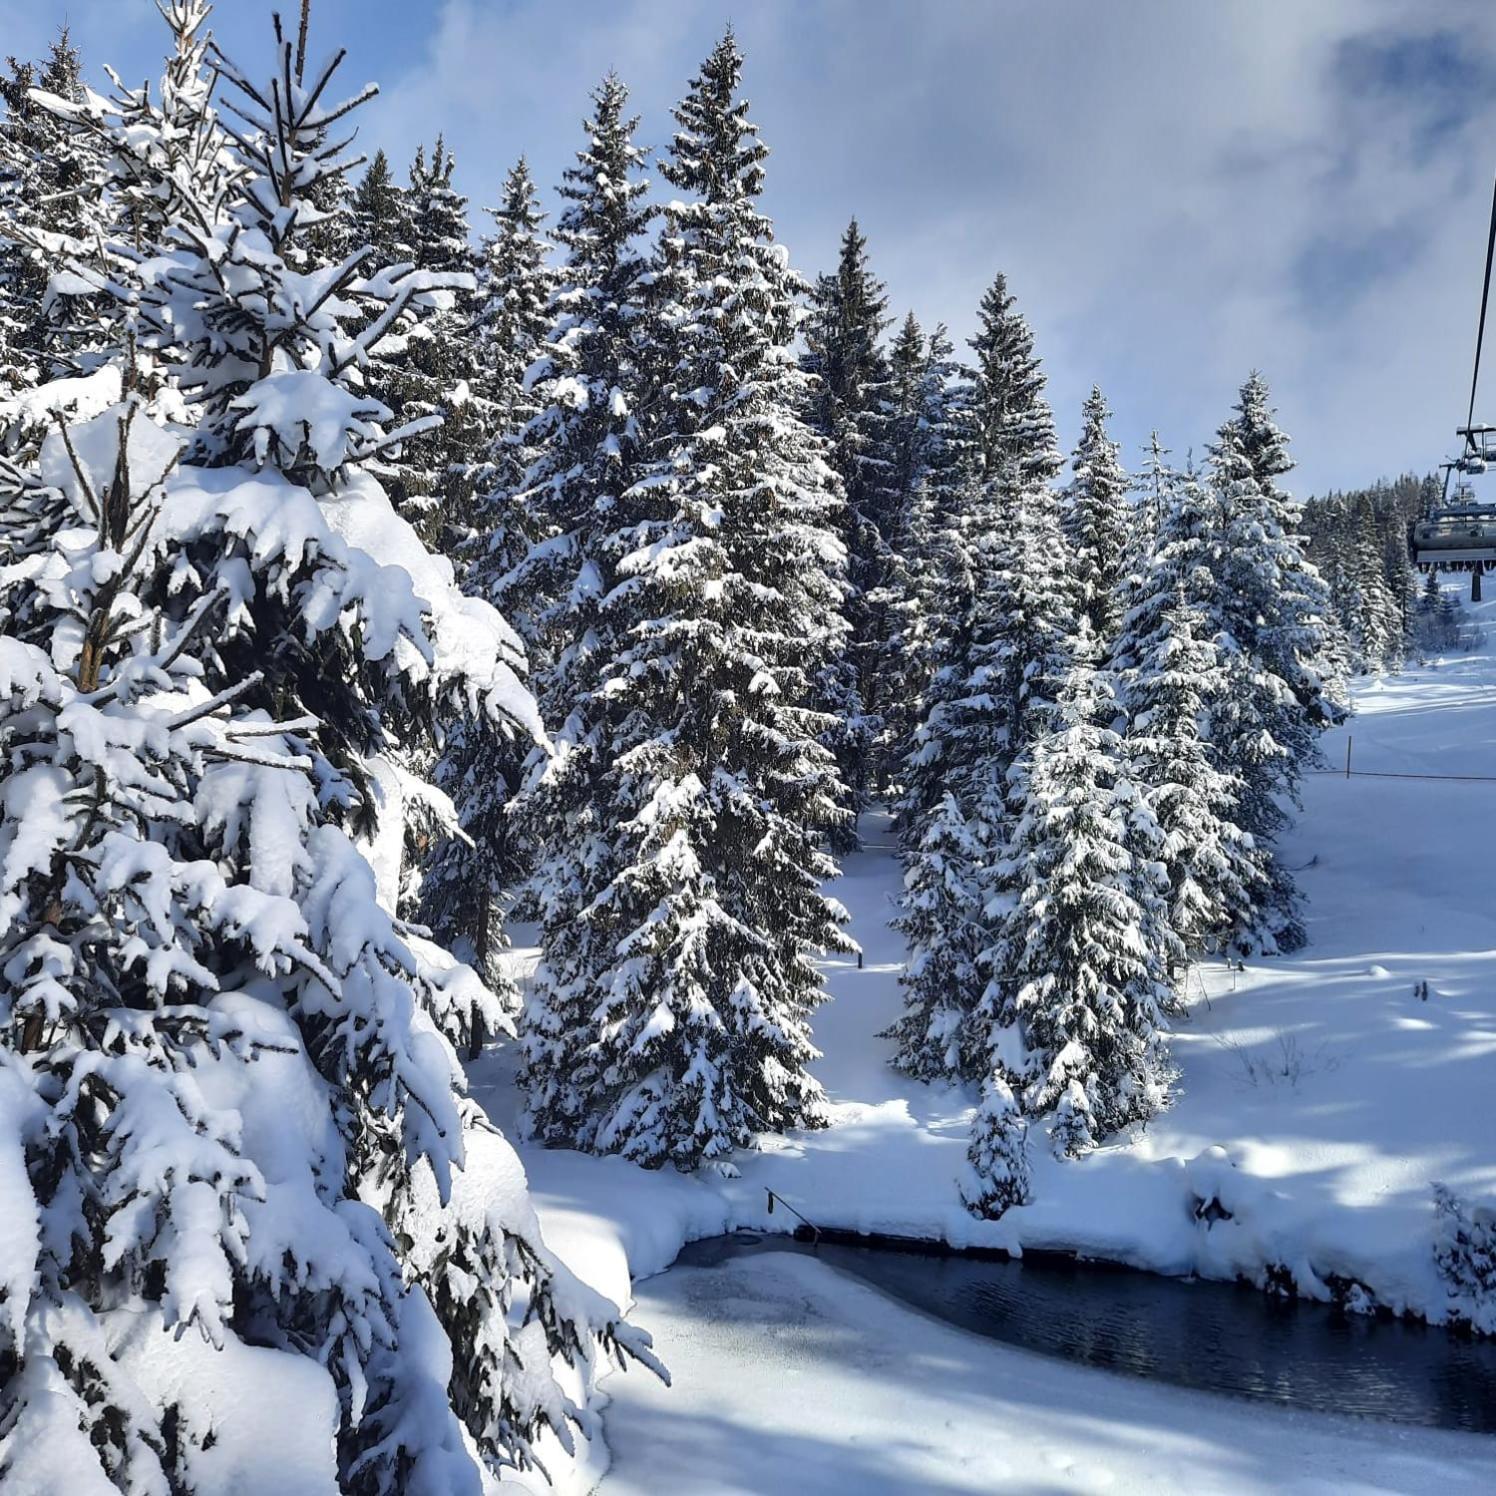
1464 169 1496 448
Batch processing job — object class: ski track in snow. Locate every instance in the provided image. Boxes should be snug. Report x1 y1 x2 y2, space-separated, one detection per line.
470 583 1496 1493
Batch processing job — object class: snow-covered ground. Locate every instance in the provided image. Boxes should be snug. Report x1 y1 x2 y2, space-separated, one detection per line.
599 1250 1493 1495
471 582 1496 1492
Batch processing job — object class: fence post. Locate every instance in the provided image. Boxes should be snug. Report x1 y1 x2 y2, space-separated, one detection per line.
1345 736 1352 779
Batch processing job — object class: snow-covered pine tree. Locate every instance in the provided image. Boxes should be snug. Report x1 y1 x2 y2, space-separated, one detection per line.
972 643 1178 1170
468 155 558 575
1121 581 1263 952
900 273 1063 834
874 313 965 795
1063 385 1130 644
349 147 410 262
886 788 996 1080
0 19 657 1491
0 27 111 407
889 274 1069 1082
428 81 652 997
1209 374 1338 949
518 32 853 1168
360 138 480 545
801 217 893 824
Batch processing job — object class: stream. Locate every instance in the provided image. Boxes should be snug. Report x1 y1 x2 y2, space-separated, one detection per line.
676 1231 1496 1434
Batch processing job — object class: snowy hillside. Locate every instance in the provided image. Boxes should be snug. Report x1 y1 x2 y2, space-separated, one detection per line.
466 582 1496 1487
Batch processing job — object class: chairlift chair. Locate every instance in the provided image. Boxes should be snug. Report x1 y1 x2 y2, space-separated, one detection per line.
1411 174 1496 598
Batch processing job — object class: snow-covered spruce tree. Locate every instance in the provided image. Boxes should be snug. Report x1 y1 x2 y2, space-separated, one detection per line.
518 32 853 1168
1432 1183 1496 1334
899 274 1059 834
405 137 482 532
349 146 410 263
1345 496 1404 671
1379 498 1417 662
1209 374 1338 949
1410 564 1469 656
971 645 1178 1173
1109 451 1269 953
470 157 558 532
1112 450 1221 663
0 22 658 1493
346 148 416 522
876 313 967 796
1120 581 1263 953
1128 431 1170 571
885 782 1000 1082
1062 384 1129 644
0 4 232 458
428 83 652 997
358 138 480 546
963 275 1072 766
980 458 1075 757
880 312 935 689
0 26 112 408
960 1072 1032 1218
801 217 893 824
99 1 234 251
888 274 1069 1082
352 139 488 942
1302 473 1431 671
505 74 654 721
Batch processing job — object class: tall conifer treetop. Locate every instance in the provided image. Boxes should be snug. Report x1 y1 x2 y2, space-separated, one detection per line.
1063 384 1130 643
968 272 1062 487
517 30 854 1170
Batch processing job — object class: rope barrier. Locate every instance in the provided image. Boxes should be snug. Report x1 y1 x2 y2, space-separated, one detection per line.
1308 767 1496 783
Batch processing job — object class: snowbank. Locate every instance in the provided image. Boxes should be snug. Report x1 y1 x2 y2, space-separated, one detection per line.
601 1250 1493 1494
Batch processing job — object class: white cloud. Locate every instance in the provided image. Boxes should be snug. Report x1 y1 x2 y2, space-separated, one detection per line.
8 0 1496 494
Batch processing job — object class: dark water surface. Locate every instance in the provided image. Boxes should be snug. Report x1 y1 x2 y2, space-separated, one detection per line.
677 1232 1496 1434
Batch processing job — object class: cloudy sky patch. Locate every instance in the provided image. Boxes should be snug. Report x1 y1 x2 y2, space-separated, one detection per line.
9 0 1496 494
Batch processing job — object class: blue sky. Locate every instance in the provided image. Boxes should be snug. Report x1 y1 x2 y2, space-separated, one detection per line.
9 0 1496 497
